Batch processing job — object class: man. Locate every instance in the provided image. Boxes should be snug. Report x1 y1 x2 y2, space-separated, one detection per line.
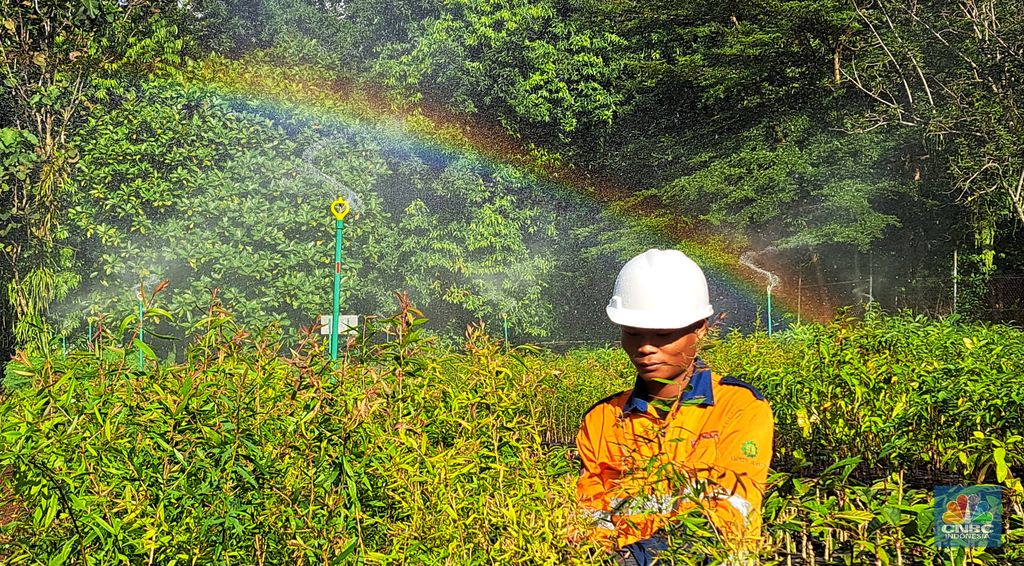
576 249 774 565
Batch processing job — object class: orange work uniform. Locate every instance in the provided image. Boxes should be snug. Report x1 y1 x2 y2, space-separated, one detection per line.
576 362 774 551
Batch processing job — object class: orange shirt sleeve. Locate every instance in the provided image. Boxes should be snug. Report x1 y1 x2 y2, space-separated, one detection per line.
702 396 774 548
575 406 617 546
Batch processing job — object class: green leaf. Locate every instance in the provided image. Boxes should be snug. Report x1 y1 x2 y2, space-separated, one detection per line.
0 128 18 147
145 307 174 320
234 464 256 487
337 540 357 561
822 456 862 481
916 506 934 537
134 338 156 360
834 510 874 524
880 505 902 526
994 447 1008 483
94 515 116 535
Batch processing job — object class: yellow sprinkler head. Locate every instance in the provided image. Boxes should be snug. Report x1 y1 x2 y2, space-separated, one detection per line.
330 197 351 221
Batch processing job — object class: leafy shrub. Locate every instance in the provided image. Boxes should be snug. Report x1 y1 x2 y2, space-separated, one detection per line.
2 311 1021 564
0 305 603 564
704 313 1024 488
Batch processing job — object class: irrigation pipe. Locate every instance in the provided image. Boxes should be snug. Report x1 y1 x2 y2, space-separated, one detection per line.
138 286 145 371
330 197 350 362
302 136 363 362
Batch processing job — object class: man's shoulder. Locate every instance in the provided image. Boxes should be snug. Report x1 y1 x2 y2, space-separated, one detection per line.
710 373 771 418
715 374 766 402
708 373 774 431
581 389 631 421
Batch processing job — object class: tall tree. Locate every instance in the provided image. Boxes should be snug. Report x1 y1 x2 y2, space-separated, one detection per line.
1 0 185 346
371 0 629 144
818 0 1024 318
842 0 1024 275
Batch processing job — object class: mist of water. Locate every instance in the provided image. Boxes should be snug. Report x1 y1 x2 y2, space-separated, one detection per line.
301 134 365 212
740 250 780 292
46 94 772 352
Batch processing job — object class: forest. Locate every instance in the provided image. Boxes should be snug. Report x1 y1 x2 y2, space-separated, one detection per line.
1 0 1022 563
2 0 1023 351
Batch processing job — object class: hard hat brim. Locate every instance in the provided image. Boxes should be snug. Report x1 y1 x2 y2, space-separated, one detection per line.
607 305 714 330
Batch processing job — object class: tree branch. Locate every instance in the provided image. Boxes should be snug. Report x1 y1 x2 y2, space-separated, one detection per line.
878 1 934 106
1011 167 1024 225
853 0 915 108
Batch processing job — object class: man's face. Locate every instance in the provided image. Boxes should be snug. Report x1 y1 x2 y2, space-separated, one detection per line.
621 320 706 383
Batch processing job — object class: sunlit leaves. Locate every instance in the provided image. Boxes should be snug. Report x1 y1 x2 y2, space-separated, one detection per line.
3 311 1022 562
60 68 566 341
0 311 605 563
372 0 628 141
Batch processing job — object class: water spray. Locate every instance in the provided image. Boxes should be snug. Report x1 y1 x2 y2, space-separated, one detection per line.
305 137 362 361
740 251 781 335
329 197 351 362
303 135 364 212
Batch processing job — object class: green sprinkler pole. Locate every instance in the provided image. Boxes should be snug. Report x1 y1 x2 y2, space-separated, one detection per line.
502 313 509 350
330 197 351 362
138 287 145 371
766 285 773 336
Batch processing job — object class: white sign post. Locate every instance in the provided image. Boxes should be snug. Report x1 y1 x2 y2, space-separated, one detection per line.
320 314 360 336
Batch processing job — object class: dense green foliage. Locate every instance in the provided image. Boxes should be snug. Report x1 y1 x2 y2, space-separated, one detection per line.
707 312 1024 485
2 313 1021 564
48 56 670 344
1 0 186 352
344 0 1022 318
4 0 1024 353
0 308 600 564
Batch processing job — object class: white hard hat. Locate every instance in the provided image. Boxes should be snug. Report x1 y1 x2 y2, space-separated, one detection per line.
606 249 714 329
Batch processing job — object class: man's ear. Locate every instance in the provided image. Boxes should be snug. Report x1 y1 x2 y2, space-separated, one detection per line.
696 320 709 340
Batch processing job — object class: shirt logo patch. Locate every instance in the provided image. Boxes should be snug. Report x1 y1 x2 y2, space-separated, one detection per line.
741 440 759 458
691 431 719 447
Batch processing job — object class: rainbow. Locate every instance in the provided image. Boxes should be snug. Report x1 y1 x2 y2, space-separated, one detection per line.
181 56 835 326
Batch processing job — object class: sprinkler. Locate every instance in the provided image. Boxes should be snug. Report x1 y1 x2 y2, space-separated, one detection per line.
740 251 780 336
329 196 351 361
